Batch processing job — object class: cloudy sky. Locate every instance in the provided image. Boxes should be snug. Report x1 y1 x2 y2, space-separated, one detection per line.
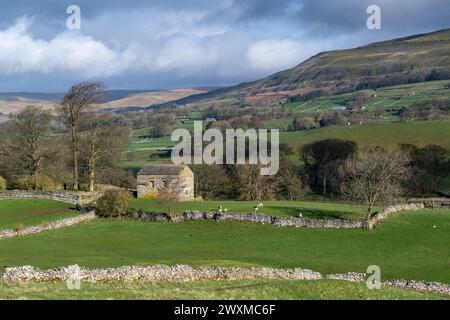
0 0 449 92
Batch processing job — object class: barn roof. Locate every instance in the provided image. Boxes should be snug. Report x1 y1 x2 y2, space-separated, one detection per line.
138 164 184 176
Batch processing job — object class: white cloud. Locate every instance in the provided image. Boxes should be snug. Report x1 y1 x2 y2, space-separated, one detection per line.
0 15 326 88
0 17 136 77
246 39 323 73
0 16 239 78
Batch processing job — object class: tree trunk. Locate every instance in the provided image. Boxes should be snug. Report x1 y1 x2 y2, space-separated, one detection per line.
88 167 95 192
366 205 373 220
87 129 99 193
71 126 79 191
88 152 96 192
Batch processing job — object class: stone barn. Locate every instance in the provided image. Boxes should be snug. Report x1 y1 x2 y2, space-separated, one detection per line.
137 164 194 200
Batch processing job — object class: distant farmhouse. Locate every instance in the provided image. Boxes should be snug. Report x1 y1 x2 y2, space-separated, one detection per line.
137 164 194 200
331 106 347 112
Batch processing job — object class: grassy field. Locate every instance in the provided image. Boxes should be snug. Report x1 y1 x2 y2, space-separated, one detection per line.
129 199 370 220
0 200 79 231
0 279 447 300
280 121 450 153
0 210 448 283
125 119 450 169
285 80 450 113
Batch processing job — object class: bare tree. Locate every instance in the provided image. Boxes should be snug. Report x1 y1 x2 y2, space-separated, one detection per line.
157 177 187 218
234 164 279 200
191 164 230 200
340 148 410 219
56 82 105 190
80 115 130 192
9 106 51 178
301 139 357 195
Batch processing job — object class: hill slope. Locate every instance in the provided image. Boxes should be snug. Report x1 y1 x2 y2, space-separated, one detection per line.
0 88 211 115
160 29 450 107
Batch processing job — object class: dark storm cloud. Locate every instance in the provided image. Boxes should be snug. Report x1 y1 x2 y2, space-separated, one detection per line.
294 0 450 36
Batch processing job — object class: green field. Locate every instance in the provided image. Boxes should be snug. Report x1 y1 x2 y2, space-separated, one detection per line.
129 199 370 220
0 279 447 300
125 119 450 170
280 121 450 153
286 80 450 113
1 210 448 283
0 199 79 231
124 121 211 170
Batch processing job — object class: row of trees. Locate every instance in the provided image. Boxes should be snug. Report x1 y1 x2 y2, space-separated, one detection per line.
191 144 307 202
399 97 450 121
190 138 450 218
0 82 131 191
301 139 449 196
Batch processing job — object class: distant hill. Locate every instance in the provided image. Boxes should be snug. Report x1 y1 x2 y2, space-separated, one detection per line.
0 88 214 115
157 29 450 108
99 88 212 112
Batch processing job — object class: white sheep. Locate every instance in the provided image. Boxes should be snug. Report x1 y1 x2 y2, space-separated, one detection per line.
253 203 264 212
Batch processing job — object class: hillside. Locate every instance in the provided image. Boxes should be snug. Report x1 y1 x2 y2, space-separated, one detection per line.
0 88 212 115
159 29 450 108
99 88 210 112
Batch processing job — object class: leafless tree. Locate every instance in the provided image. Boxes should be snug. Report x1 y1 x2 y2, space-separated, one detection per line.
80 115 130 192
340 148 410 219
157 177 187 218
8 106 52 177
56 82 105 190
191 164 230 200
234 164 279 200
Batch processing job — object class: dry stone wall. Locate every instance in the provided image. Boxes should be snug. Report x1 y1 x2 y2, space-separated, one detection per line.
366 203 425 229
383 279 450 295
129 200 437 230
3 264 449 295
129 210 366 229
0 190 101 207
0 212 96 240
2 265 322 283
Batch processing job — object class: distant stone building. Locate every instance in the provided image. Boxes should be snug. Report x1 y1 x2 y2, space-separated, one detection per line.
137 164 194 200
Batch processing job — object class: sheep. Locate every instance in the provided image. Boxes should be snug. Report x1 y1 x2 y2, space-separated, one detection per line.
218 206 229 213
253 203 264 212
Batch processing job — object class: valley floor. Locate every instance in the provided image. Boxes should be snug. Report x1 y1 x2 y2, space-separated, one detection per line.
1 199 448 300
0 209 448 284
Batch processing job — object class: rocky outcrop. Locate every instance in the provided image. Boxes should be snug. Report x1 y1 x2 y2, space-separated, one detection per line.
0 212 96 240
